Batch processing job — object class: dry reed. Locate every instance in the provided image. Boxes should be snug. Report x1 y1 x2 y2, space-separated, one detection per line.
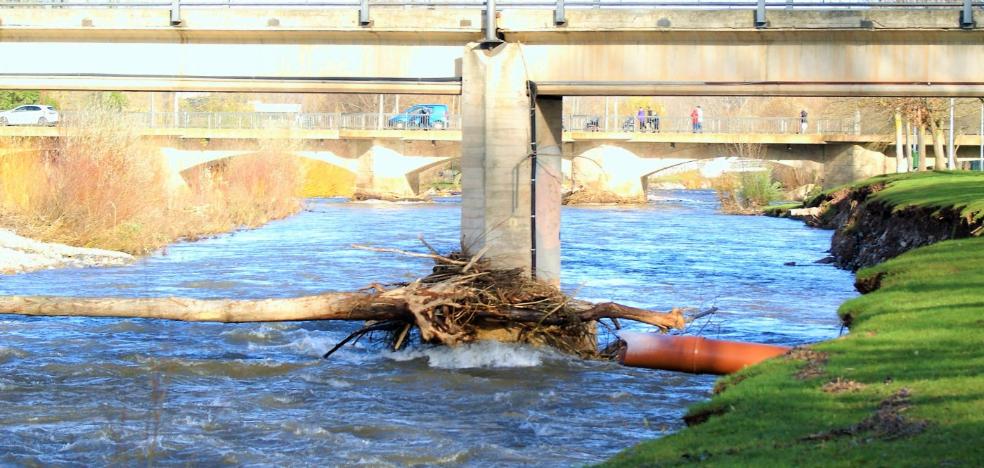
0 110 304 254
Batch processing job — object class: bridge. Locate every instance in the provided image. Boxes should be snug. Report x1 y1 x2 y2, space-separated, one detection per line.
1 1 983 283
5 111 982 199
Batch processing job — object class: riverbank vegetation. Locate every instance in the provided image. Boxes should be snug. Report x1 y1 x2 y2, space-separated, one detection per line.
830 170 984 218
711 169 785 214
0 111 304 255
298 159 355 198
607 172 984 466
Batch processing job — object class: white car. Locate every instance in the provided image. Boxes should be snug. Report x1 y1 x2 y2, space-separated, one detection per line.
0 104 59 126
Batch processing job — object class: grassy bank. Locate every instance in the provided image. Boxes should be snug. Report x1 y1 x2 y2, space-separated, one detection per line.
607 173 984 466
0 113 304 254
805 171 984 217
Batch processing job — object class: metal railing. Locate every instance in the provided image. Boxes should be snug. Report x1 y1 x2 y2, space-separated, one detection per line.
59 111 339 130
564 114 861 134
51 110 878 134
338 112 462 130
57 111 470 130
1 0 980 9
2 0 978 36
45 110 984 138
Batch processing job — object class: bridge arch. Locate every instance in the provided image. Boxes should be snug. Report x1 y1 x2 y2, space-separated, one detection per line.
161 147 359 196
405 156 460 195
571 144 679 199
642 157 823 198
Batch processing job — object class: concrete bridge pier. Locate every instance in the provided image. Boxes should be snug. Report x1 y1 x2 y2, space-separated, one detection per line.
461 42 561 285
824 144 894 187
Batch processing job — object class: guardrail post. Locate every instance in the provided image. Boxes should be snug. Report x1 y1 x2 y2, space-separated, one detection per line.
554 0 566 26
755 0 767 28
960 0 975 29
170 0 182 26
359 0 371 27
482 0 503 47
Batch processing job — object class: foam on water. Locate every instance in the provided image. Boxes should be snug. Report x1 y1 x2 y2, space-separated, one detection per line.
219 325 285 345
385 341 557 369
0 346 28 364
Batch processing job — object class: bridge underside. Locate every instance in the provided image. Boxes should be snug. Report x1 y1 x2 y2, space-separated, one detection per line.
2 8 982 281
1 9 982 96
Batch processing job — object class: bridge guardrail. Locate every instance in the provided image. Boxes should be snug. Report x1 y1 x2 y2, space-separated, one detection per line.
51 110 956 136
60 111 340 130
2 0 981 9
338 112 462 130
565 114 861 135
57 111 469 131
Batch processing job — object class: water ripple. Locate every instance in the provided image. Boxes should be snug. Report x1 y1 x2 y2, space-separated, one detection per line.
0 191 857 465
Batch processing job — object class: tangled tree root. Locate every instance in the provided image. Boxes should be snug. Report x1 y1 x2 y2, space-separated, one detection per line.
337 245 689 358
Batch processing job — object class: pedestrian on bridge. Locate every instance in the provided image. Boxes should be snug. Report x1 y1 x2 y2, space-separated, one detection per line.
800 109 808 134
647 107 660 133
637 108 646 132
691 106 704 133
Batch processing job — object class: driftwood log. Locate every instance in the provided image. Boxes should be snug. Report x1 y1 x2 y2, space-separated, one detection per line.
0 294 682 330
0 246 697 357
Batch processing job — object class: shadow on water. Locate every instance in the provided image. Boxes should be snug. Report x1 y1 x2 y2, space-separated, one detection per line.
0 190 856 466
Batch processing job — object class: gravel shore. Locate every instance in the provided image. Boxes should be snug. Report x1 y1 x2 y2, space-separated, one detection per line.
0 229 134 274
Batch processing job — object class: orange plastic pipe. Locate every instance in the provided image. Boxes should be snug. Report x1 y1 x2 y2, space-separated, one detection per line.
617 331 791 375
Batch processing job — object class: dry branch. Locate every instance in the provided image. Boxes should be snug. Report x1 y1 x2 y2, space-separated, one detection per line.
351 244 466 265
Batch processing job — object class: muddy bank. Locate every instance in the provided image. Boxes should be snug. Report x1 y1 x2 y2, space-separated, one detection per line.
778 182 983 271
0 229 133 274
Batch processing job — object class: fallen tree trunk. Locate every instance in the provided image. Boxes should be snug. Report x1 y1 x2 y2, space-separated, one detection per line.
0 246 697 357
0 293 683 329
0 293 407 323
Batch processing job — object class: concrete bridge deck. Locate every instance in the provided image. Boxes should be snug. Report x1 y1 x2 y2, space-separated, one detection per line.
4 124 981 146
1 7 983 96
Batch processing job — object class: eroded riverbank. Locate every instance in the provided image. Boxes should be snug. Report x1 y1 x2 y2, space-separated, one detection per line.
610 172 984 466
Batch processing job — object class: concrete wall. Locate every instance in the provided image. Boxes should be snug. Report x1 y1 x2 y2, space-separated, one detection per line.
824 144 896 187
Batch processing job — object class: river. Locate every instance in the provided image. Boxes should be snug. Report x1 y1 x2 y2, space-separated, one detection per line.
0 190 857 466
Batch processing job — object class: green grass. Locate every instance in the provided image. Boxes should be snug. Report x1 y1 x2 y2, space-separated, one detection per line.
606 175 984 467
865 171 984 220
808 171 984 219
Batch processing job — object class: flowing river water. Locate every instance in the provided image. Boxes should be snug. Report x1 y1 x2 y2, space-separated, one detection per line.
0 190 857 466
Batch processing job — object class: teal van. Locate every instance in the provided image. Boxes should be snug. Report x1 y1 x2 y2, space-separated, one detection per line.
388 104 449 130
